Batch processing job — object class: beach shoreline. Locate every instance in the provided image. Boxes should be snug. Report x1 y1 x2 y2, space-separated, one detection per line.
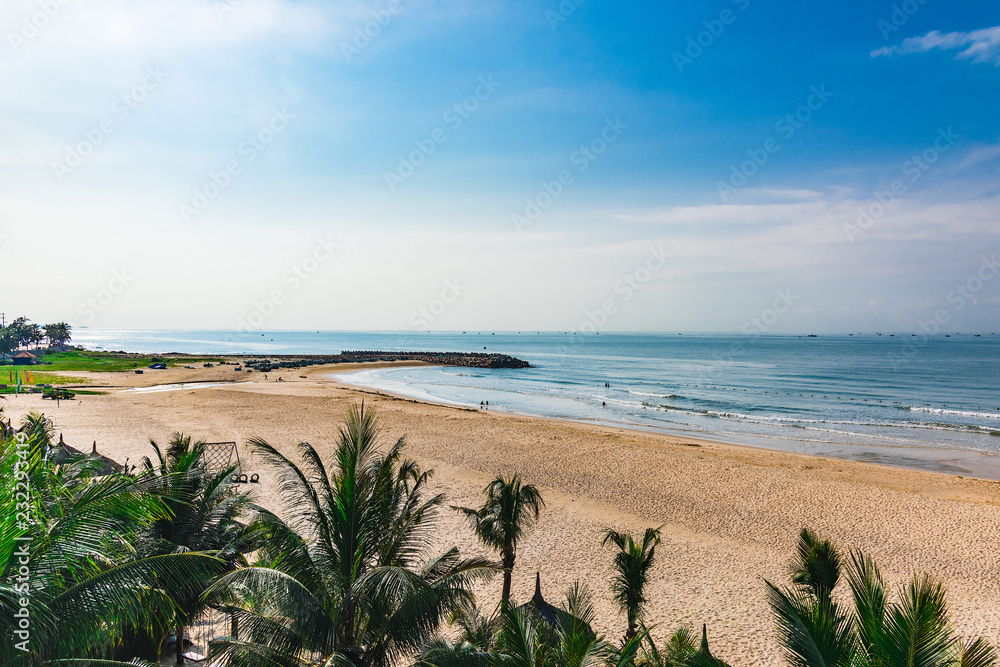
327 365 1000 483
25 357 1000 485
4 362 1000 664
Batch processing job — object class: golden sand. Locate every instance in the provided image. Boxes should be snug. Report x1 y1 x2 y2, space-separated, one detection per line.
5 362 1000 666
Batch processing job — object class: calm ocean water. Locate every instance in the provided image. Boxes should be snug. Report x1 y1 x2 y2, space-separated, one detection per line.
74 330 1000 478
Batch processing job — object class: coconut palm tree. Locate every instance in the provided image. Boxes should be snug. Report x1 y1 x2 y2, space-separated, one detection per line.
206 402 495 667
454 475 545 610
765 528 854 667
43 322 72 347
135 433 254 664
7 317 30 350
29 325 43 348
602 526 662 644
0 414 220 666
767 528 997 667
0 327 15 357
637 625 698 667
488 582 646 667
414 605 495 667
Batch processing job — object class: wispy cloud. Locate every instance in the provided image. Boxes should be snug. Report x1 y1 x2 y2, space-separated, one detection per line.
611 189 1000 246
872 27 1000 65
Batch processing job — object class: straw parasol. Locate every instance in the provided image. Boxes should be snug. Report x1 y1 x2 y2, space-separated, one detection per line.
517 572 594 638
48 434 122 475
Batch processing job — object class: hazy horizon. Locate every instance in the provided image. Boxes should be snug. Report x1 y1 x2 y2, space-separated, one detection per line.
67 327 999 336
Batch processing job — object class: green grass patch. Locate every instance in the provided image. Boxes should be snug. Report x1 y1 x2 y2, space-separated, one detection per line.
21 350 222 373
0 372 89 386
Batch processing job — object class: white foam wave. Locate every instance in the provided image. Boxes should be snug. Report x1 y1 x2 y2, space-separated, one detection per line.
907 406 1000 420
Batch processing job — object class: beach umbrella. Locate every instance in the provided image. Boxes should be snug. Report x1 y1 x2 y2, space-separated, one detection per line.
88 441 124 475
48 435 123 476
512 573 595 639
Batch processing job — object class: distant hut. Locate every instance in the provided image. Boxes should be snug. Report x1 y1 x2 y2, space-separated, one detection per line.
12 351 37 366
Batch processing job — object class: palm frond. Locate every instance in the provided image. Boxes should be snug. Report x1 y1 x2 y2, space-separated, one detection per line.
765 580 855 667
960 638 999 667
790 528 842 603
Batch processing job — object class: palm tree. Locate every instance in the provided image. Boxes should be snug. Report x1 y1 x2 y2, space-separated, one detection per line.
788 528 841 605
0 327 14 357
43 322 72 347
488 582 646 667
206 402 495 667
767 528 997 667
602 526 662 644
0 413 221 665
454 475 545 610
26 323 43 349
638 626 697 666
7 317 30 350
415 606 494 667
57 321 72 345
135 433 254 664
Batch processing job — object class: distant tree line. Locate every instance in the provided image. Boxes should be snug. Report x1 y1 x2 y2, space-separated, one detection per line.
0 317 71 356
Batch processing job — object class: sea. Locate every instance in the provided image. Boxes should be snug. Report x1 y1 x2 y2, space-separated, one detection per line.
73 329 1000 479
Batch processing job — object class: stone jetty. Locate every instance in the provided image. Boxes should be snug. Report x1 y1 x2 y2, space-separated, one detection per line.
237 351 530 372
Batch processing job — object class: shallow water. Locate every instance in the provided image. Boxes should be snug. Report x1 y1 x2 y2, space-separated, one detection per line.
75 330 1000 478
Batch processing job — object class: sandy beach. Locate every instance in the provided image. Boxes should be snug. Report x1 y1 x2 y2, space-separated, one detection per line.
4 362 1000 666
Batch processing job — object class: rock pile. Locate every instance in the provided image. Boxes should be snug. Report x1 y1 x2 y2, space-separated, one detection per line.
238 351 530 372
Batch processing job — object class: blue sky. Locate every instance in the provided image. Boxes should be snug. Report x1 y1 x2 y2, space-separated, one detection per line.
2 0 999 333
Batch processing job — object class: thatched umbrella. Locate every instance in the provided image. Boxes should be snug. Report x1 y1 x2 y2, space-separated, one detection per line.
87 440 123 476
520 573 562 627
48 434 122 476
517 572 594 638
47 433 85 462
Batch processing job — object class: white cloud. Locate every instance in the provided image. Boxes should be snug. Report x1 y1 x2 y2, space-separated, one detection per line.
1 0 340 61
955 143 1000 171
872 26 1000 65
611 191 1000 249
737 188 825 201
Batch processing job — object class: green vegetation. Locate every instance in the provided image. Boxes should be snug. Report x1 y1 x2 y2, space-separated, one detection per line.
0 403 994 666
0 318 71 356
128 433 253 663
0 315 219 372
2 372 89 386
603 526 662 644
0 371 89 395
212 404 495 667
37 350 220 372
765 528 996 667
0 410 221 666
454 475 545 610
